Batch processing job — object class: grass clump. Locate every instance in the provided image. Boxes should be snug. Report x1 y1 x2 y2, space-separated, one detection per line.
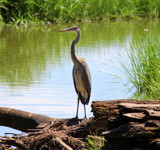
121 36 160 100
86 135 105 150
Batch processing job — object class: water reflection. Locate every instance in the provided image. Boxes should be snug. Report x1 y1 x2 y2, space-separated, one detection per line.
0 26 61 86
0 21 159 134
0 21 157 86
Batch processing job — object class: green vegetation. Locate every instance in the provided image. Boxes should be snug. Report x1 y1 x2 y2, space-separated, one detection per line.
86 135 105 150
120 36 160 100
1 0 160 24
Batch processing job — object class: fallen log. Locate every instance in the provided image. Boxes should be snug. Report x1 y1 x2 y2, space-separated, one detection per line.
0 107 65 132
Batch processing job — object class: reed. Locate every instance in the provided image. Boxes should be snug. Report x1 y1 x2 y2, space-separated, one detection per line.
121 36 160 100
1 0 160 24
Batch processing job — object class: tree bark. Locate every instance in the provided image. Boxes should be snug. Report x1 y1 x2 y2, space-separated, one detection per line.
91 99 160 150
0 107 64 132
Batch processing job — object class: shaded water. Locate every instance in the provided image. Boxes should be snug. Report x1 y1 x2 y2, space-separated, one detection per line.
0 21 159 134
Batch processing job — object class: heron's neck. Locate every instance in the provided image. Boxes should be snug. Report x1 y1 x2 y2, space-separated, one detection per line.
71 29 81 65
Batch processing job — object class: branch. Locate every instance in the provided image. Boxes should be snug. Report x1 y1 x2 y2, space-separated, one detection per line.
54 137 73 150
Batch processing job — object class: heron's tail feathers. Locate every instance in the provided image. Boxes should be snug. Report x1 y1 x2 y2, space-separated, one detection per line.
79 93 90 105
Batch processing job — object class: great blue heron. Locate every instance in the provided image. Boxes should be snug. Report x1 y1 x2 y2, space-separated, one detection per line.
59 26 91 118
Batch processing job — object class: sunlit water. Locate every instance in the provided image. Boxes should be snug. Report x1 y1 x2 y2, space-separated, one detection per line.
0 21 159 135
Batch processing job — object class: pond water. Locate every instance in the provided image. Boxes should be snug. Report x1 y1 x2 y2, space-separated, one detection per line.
0 21 159 135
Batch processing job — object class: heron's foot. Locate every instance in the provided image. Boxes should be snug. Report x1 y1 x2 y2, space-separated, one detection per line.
74 116 79 121
73 116 84 123
84 115 87 119
70 116 79 122
66 117 79 126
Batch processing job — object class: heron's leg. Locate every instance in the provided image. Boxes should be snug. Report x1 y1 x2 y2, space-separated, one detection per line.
84 104 87 118
76 97 80 118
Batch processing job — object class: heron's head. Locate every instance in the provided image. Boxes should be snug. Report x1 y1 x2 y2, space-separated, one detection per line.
58 26 79 32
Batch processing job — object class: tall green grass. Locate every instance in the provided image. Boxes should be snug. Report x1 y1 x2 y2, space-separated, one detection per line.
1 0 160 24
121 36 160 100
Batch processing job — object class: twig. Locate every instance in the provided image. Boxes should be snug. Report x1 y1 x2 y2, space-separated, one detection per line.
54 137 73 150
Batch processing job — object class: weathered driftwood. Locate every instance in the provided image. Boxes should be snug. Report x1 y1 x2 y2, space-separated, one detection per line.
1 99 160 150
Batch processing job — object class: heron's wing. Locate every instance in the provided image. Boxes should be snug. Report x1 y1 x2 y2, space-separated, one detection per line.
72 67 78 94
72 61 91 104
82 62 91 96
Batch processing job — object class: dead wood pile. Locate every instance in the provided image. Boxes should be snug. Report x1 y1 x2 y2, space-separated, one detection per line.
0 99 160 150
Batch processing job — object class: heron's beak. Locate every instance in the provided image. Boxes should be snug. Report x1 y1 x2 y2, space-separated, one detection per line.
58 27 73 32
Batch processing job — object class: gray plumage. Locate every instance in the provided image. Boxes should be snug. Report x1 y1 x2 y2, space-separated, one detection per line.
73 59 91 105
59 26 91 118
